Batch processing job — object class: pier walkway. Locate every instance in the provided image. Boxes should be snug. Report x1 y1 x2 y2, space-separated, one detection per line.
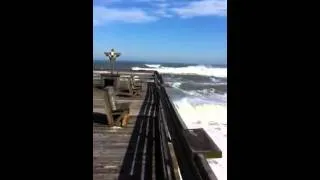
94 79 160 180
93 71 221 180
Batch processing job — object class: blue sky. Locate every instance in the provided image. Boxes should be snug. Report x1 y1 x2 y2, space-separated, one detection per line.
93 0 227 64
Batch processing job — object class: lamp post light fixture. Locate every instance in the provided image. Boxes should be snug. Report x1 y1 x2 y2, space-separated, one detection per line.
104 48 121 75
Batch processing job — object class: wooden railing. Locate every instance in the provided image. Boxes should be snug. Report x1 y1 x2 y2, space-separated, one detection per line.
154 71 222 180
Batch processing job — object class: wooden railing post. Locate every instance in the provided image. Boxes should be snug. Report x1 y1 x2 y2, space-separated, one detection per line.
153 70 221 180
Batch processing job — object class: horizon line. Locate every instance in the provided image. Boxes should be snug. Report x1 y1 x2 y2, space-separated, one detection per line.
93 59 227 66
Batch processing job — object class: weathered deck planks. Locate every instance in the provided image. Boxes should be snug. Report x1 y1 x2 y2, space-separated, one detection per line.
93 78 159 180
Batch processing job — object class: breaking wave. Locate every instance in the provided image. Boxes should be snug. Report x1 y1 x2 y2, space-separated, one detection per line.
145 64 161 68
172 97 227 180
132 64 227 78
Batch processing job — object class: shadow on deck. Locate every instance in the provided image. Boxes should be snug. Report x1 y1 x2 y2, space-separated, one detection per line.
93 112 108 125
93 113 122 126
118 82 162 180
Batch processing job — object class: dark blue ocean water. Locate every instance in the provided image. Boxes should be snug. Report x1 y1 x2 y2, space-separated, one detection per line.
93 60 226 70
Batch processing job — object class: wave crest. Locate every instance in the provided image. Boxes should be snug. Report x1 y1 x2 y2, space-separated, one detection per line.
145 64 161 68
132 64 227 78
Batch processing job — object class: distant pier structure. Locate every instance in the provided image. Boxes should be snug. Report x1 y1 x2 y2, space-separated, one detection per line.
104 48 121 74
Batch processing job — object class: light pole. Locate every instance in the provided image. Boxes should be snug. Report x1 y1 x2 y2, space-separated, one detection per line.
104 48 121 75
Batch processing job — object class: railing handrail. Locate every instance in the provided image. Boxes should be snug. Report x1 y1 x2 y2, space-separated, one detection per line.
153 71 219 180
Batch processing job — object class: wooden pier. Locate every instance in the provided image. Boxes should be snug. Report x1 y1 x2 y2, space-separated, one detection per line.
93 71 221 180
93 73 160 180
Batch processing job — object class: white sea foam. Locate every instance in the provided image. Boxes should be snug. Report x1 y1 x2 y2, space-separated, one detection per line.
145 64 161 68
211 77 223 83
182 88 216 97
170 96 227 180
170 85 227 100
132 65 227 78
166 80 227 89
171 82 182 89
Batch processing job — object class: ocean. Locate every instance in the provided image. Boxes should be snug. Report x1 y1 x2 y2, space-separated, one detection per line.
93 60 227 180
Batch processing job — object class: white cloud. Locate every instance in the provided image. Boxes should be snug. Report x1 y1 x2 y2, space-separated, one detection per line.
93 6 158 26
171 0 226 18
154 9 172 18
152 2 172 18
93 0 226 25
